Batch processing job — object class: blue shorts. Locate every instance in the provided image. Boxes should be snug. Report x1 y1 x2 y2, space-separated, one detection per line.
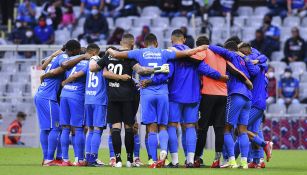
141 94 169 125
247 107 264 133
34 95 60 130
85 104 107 128
60 97 85 127
226 94 251 126
169 101 199 124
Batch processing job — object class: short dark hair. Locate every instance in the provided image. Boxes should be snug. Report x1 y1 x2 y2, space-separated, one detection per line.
196 36 210 46
17 112 26 120
224 41 238 51
225 36 241 45
86 43 100 52
144 33 157 46
122 33 134 40
171 29 185 38
65 40 81 52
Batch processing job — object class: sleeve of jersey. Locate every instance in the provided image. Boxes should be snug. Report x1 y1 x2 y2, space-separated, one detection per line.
80 62 89 73
151 73 169 85
127 50 140 61
58 54 69 66
244 57 261 77
97 53 108 68
208 45 234 62
198 61 221 80
163 49 176 61
257 54 268 64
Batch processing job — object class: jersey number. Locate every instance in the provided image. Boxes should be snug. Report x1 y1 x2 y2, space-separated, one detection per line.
108 63 123 75
88 72 99 88
148 63 158 68
45 64 52 73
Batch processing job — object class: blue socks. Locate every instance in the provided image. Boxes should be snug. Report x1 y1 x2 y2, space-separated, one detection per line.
222 144 229 160
40 130 49 160
56 131 62 159
91 130 102 155
47 128 60 160
148 132 158 161
252 135 266 147
168 126 178 154
158 130 169 152
86 130 93 154
185 127 196 154
181 129 187 157
238 132 249 158
108 135 115 158
224 132 235 157
145 136 151 159
61 128 70 160
134 134 140 157
75 128 85 161
234 140 240 159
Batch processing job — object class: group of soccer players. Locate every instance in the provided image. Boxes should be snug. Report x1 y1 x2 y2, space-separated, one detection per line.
34 28 273 169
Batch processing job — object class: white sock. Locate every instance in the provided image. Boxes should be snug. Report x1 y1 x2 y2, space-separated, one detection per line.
229 156 235 161
171 153 178 165
187 152 195 164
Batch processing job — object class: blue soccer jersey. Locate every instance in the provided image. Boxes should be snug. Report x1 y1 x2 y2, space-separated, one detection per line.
83 61 108 105
127 47 176 95
60 57 88 100
36 53 69 101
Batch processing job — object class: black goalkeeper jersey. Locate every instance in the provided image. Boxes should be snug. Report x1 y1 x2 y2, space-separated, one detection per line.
98 50 138 101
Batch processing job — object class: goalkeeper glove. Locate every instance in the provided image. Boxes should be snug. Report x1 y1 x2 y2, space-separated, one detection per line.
154 64 169 73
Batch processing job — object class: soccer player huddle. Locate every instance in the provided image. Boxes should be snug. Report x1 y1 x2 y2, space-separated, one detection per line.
34 29 273 169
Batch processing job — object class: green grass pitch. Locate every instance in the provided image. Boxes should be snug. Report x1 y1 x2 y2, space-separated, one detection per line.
0 148 307 175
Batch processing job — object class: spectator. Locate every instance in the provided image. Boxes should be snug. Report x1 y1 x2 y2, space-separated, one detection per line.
160 0 178 17
4 112 27 145
195 0 214 14
80 0 104 16
9 20 27 45
34 16 55 44
287 0 307 17
83 6 109 43
136 26 150 48
23 28 36 58
17 0 36 26
209 0 238 16
283 27 306 64
104 0 124 18
120 4 140 17
267 0 288 18
278 67 300 105
251 29 275 58
0 0 15 25
59 6 76 29
107 27 125 45
175 0 199 18
259 14 281 51
41 0 63 30
267 66 277 104
181 26 195 48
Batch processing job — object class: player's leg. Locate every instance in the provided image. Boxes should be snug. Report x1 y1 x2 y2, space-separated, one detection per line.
167 101 181 167
108 127 116 166
55 129 62 162
237 98 252 169
182 102 199 167
88 105 107 167
157 94 169 163
85 104 94 162
59 97 72 165
123 101 136 167
181 124 187 159
145 126 153 164
133 123 142 166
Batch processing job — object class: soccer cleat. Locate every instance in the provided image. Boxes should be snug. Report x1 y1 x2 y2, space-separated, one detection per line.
211 160 220 168
87 161 104 167
114 162 122 168
149 161 157 168
73 161 87 167
259 159 266 168
95 159 105 166
248 162 260 168
264 141 273 162
43 160 61 166
133 157 143 167
240 160 248 169
194 158 201 168
228 159 238 168
53 159 64 166
155 160 165 168
199 158 204 166
60 161 73 166
126 161 133 168
147 159 154 166
166 162 179 168
109 157 116 167
185 162 194 168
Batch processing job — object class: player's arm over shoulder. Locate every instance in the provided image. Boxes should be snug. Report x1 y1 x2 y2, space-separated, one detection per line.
61 71 86 86
132 63 154 75
107 48 129 59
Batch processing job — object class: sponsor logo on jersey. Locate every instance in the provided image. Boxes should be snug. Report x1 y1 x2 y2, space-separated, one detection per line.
86 90 97 96
143 51 162 59
63 85 78 90
109 82 120 88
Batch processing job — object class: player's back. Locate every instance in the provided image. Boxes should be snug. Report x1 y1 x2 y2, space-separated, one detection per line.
168 44 200 103
36 53 68 101
84 61 107 105
61 56 88 101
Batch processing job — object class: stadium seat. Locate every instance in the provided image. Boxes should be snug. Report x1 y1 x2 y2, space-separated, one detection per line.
133 17 152 28
0 73 11 84
281 27 292 41
300 72 307 83
115 17 132 30
129 28 142 38
299 83 307 101
55 29 70 45
77 17 86 28
11 73 30 84
283 16 300 27
141 6 161 18
189 17 202 27
0 63 18 73
73 6 81 18
208 17 225 28
289 62 306 75
0 103 13 116
233 16 245 27
272 16 282 27
211 27 223 44
246 16 263 28
237 6 253 17
299 27 307 40
107 18 114 30
268 103 286 115
164 27 178 40
171 17 188 28
152 17 169 29
269 61 287 76
72 27 84 39
288 103 306 115
271 51 284 61
5 83 23 97
302 17 307 27
254 6 270 17
243 27 256 42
